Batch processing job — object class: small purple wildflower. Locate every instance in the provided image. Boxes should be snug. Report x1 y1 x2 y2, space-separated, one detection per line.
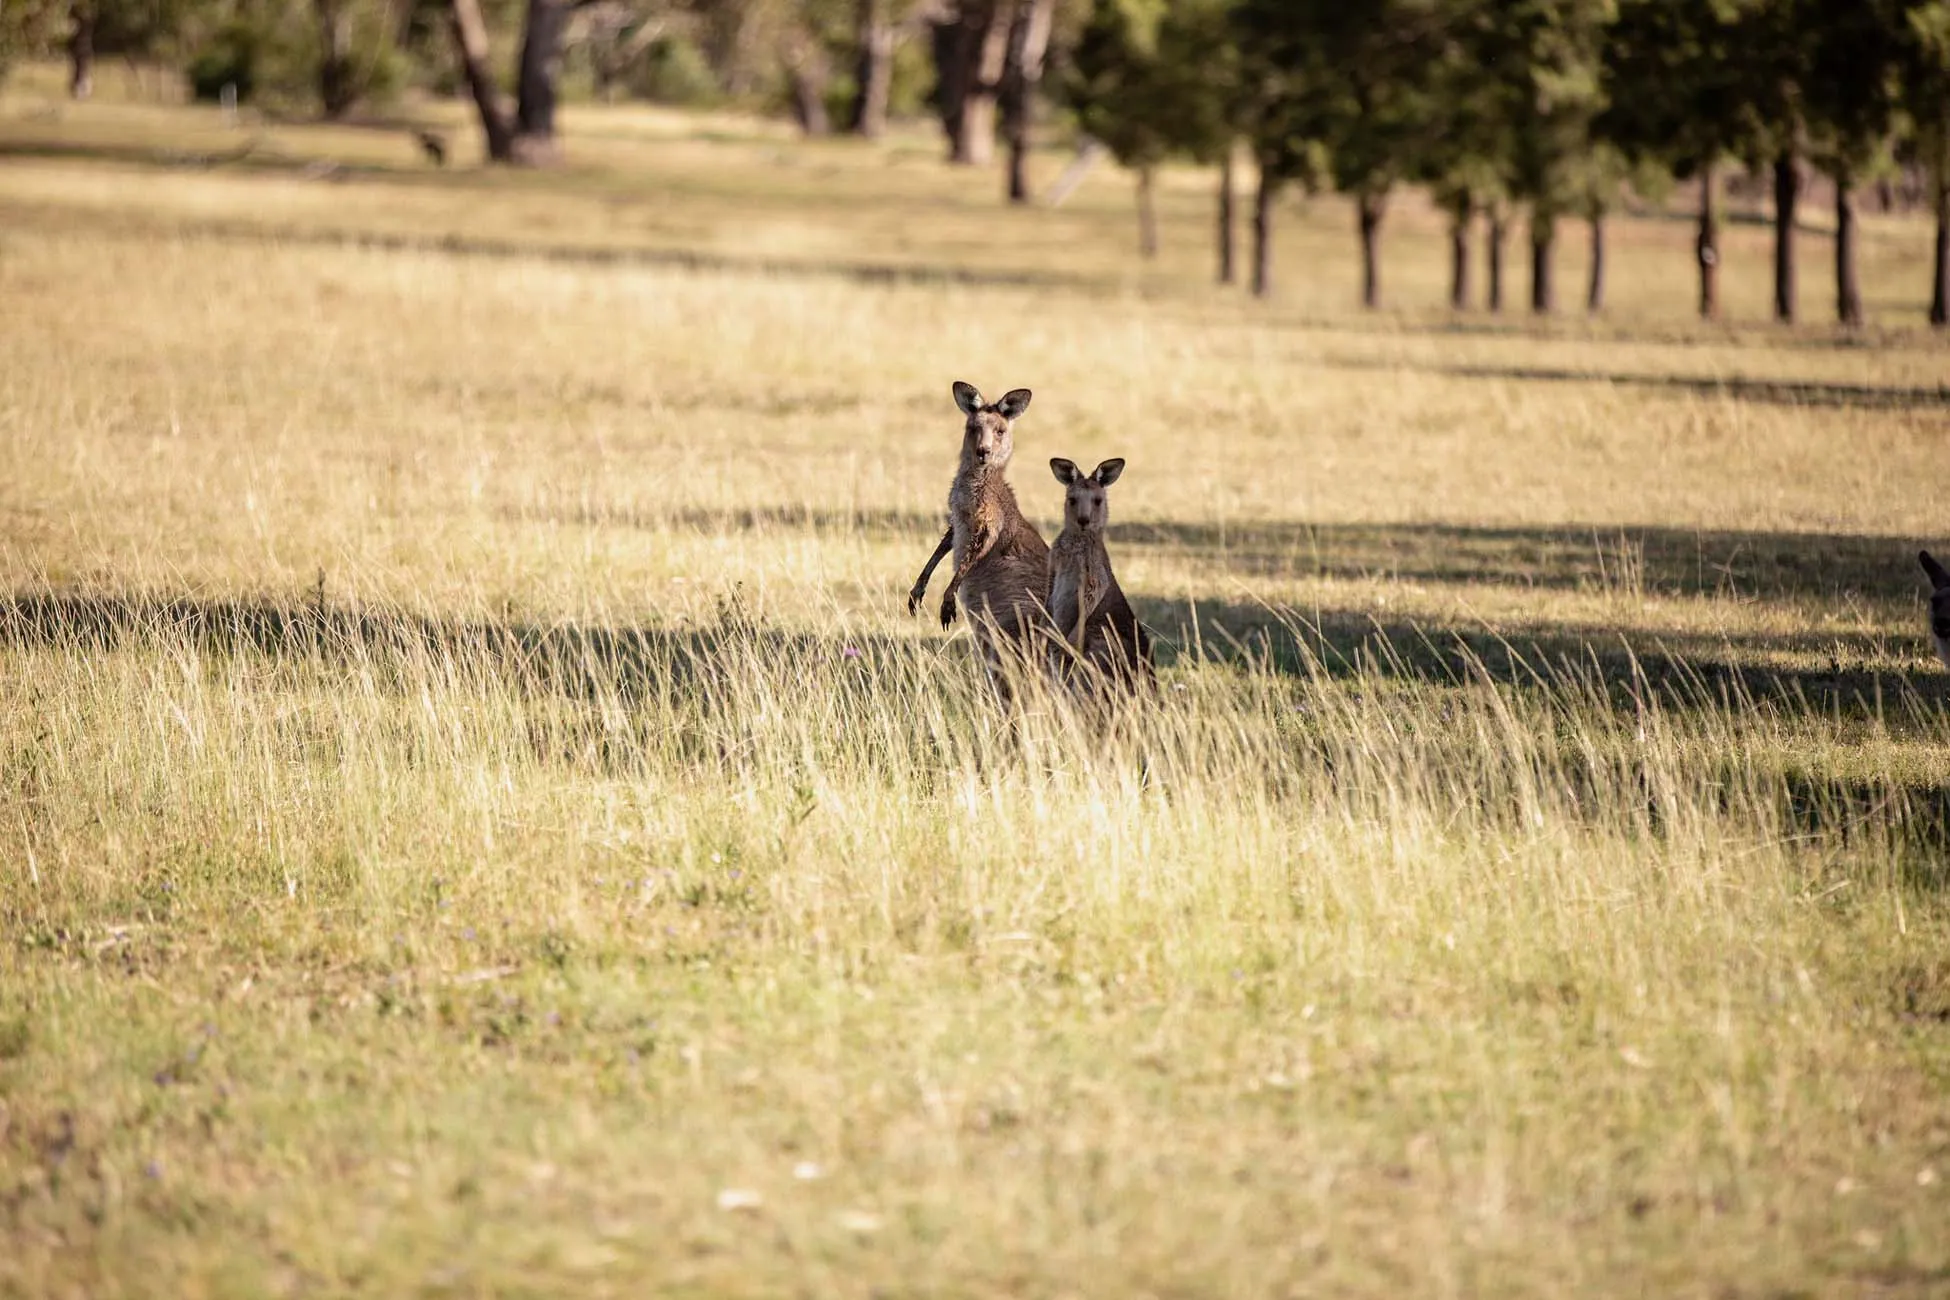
843 646 862 660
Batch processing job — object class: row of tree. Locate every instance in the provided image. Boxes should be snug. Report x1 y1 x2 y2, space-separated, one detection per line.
0 0 1069 162
0 0 1087 202
3 0 1946 324
1070 0 1950 326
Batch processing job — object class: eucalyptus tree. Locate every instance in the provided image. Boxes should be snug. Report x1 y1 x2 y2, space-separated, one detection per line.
1902 0 1950 323
1602 0 1770 319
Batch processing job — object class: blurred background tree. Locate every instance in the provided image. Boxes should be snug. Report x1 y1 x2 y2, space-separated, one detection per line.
8 0 1950 324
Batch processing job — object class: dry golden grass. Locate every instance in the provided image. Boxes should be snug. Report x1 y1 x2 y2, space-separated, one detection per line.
3 65 1950 1298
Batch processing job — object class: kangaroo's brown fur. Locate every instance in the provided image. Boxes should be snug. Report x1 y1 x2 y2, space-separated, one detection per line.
907 381 1052 695
1047 455 1152 692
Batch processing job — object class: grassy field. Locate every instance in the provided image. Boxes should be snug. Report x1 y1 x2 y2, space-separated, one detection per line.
4 68 1950 1298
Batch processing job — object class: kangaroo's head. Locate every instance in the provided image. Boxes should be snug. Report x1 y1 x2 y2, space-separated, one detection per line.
953 381 1031 470
1922 551 1950 665
1050 456 1125 536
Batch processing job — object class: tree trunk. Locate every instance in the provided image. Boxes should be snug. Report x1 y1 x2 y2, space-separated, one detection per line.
1217 148 1236 285
68 1 94 100
449 0 515 163
317 0 356 119
1487 204 1507 313
1773 148 1798 323
1447 195 1471 310
1000 0 1053 202
1136 166 1159 259
1586 210 1605 313
1357 191 1385 309
1530 210 1555 314
945 0 1011 166
1697 163 1720 321
1834 170 1862 327
850 0 895 138
1252 168 1278 298
930 13 971 152
786 69 830 136
512 0 569 163
1931 166 1949 328
783 26 831 136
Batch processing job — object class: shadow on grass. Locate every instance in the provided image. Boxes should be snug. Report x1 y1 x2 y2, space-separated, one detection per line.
1112 518 1936 606
516 505 1934 611
6 143 1949 378
507 502 945 536
0 588 908 708
1305 353 1950 411
7 584 1948 877
0 178 1097 292
1137 588 1937 708
0 136 418 181
1137 591 1950 887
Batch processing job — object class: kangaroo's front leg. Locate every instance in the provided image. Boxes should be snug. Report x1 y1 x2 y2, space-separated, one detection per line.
907 527 954 616
939 529 996 629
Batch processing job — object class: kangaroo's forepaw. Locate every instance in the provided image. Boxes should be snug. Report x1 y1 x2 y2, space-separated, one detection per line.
907 588 926 616
939 598 959 629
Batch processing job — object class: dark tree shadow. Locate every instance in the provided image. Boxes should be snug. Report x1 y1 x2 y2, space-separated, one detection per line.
517 507 1934 612
10 141 1949 370
8 585 1948 880
0 184 1097 293
1109 519 1937 609
1128 590 1950 887
1129 589 1944 715
1301 354 1950 411
502 502 945 537
0 589 913 709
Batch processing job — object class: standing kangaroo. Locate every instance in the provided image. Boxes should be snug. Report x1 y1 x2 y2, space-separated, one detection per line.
908 381 1052 694
1920 551 1950 671
1046 456 1152 691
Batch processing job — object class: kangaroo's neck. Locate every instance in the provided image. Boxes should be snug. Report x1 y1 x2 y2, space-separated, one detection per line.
951 458 1018 519
1052 524 1108 567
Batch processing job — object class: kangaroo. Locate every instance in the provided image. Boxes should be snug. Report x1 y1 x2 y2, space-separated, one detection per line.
1920 551 1950 671
908 381 1052 694
1046 456 1152 691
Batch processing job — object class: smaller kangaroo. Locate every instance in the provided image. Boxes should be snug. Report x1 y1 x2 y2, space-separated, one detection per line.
415 129 448 166
1046 456 1152 691
908 381 1052 696
1919 551 1950 670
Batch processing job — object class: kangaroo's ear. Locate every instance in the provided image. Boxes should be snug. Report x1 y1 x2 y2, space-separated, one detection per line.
995 388 1032 421
952 381 984 415
1093 458 1126 487
1050 457 1079 485
1922 550 1950 589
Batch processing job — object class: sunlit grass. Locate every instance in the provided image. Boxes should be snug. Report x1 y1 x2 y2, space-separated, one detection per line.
2 73 1949 1297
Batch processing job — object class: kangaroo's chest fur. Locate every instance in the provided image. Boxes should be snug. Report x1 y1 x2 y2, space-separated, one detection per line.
1048 530 1108 637
949 464 1049 636
1050 526 1151 682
